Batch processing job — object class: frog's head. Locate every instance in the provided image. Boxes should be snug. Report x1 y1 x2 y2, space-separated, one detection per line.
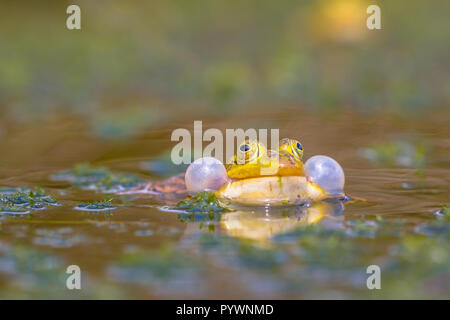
225 138 304 179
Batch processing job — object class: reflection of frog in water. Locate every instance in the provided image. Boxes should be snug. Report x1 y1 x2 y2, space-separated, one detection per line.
178 200 345 242
219 201 345 241
123 138 345 207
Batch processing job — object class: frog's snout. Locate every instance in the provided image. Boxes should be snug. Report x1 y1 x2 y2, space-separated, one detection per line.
185 157 228 194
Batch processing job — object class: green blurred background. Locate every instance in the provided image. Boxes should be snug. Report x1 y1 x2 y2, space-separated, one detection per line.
0 0 449 137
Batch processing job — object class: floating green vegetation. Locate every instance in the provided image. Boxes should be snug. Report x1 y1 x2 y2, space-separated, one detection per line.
175 193 228 226
0 187 59 214
176 192 229 223
177 192 229 213
75 198 117 212
51 163 142 193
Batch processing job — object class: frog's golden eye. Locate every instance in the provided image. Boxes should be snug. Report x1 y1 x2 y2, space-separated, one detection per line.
290 139 303 161
236 140 263 164
279 138 303 162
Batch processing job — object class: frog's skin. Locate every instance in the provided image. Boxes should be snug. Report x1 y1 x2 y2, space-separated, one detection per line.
121 138 341 206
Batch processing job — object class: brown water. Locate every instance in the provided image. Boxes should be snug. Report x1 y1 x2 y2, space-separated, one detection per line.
0 108 449 299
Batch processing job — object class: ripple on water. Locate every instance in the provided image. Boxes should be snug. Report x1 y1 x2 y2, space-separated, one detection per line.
134 229 154 237
33 228 87 248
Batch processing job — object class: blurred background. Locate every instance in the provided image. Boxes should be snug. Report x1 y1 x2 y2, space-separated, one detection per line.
1 0 449 136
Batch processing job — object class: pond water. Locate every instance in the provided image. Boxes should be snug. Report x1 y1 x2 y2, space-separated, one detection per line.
0 108 448 299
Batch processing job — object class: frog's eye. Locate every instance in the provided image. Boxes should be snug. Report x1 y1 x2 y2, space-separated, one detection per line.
240 144 251 152
237 141 259 164
289 139 303 161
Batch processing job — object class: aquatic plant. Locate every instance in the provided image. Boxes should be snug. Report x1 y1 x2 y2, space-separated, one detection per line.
176 192 228 224
75 199 117 212
0 187 59 214
177 192 229 214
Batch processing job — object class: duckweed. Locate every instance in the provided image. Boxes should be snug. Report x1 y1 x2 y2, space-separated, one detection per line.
176 192 229 214
75 199 117 212
0 187 59 214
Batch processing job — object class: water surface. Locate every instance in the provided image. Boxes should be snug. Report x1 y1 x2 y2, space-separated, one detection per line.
0 108 448 299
